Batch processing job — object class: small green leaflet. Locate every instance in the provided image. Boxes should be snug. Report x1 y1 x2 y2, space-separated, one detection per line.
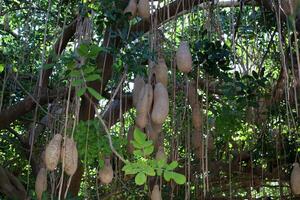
76 88 86 97
87 87 102 100
0 64 4 73
135 172 146 185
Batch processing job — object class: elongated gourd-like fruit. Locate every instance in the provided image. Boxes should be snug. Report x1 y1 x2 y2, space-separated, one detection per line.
192 103 202 130
151 184 162 200
187 82 197 107
151 58 168 87
99 158 114 184
35 168 47 200
45 134 62 171
155 146 167 161
61 137 78 176
291 162 300 194
146 119 162 143
151 83 169 124
137 0 150 19
133 76 145 107
176 41 192 73
192 130 202 149
127 126 135 154
124 0 137 18
136 84 153 129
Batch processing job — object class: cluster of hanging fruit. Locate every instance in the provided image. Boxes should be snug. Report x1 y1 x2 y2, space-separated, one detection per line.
129 39 193 199
35 134 78 200
124 0 150 19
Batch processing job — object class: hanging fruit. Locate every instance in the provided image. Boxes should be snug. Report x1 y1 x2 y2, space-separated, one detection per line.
192 130 202 159
187 82 197 107
137 0 150 19
127 126 135 154
151 83 169 124
98 157 114 184
176 41 192 73
291 162 300 195
151 184 162 200
146 119 162 143
155 146 167 161
124 0 137 18
133 76 145 107
192 103 202 130
35 167 47 200
45 134 62 171
150 58 168 87
61 137 78 176
136 84 153 129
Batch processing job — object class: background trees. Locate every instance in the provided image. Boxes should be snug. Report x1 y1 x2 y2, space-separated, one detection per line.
1 0 300 199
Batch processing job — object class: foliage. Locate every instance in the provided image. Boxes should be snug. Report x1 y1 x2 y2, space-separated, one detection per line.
122 128 186 186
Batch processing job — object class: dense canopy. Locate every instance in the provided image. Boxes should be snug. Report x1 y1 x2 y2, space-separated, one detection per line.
1 0 300 199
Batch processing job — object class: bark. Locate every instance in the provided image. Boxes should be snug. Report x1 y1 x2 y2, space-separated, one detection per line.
0 166 27 200
0 87 68 129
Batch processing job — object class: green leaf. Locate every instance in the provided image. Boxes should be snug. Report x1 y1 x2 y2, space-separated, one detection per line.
163 170 172 181
0 64 4 73
143 140 153 147
135 172 146 185
171 172 186 185
131 140 144 149
83 66 96 74
143 166 155 176
133 149 143 157
77 43 89 57
156 168 163 176
72 79 85 86
157 159 167 168
87 87 102 100
89 45 102 58
134 128 146 144
43 63 55 69
85 74 100 82
76 88 86 97
166 161 178 171
143 146 154 156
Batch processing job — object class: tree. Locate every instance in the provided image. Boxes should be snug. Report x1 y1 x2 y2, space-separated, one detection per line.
1 0 300 199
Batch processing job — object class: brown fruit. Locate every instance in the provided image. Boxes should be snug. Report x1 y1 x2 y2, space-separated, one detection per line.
176 41 192 73
98 158 114 184
133 75 145 107
187 82 197 107
127 126 135 154
192 130 202 159
146 119 162 143
136 84 153 129
151 184 162 200
151 83 169 124
137 0 150 19
192 103 202 130
35 168 47 200
155 146 167 161
61 137 78 176
45 134 62 171
207 134 214 151
151 58 168 87
124 0 137 18
291 162 300 195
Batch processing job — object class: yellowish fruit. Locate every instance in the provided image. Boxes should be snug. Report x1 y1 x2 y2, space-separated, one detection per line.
151 184 162 200
151 83 169 124
291 162 300 195
137 0 150 19
176 41 192 73
35 168 47 200
124 0 137 18
151 58 168 87
136 84 153 129
192 103 202 130
45 134 62 171
98 158 114 184
132 75 145 107
155 146 167 161
61 137 78 176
